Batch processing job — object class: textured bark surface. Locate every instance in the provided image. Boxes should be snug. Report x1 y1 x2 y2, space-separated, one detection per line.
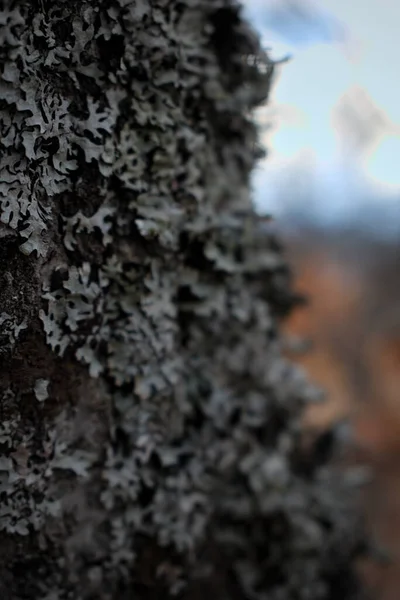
0 1 366 599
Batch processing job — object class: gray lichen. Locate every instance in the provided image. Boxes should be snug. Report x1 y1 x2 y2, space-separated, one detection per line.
33 378 49 402
0 1 367 599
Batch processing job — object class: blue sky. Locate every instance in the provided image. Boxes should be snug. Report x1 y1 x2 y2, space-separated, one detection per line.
244 0 400 220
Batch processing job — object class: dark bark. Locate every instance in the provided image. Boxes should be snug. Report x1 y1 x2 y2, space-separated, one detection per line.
0 1 366 598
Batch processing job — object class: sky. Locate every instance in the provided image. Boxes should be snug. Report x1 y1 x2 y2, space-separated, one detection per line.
243 0 400 222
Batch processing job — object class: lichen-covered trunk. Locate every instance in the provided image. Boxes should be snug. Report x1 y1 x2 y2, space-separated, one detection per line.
0 1 365 599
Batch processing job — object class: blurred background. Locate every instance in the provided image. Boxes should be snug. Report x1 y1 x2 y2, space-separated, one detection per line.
244 1 400 598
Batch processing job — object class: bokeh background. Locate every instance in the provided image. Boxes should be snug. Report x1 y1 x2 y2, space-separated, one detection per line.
244 2 400 598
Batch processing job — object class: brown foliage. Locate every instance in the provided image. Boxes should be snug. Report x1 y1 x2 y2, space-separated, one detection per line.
284 231 400 600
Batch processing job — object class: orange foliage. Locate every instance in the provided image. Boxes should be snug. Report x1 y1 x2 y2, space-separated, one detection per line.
283 235 400 600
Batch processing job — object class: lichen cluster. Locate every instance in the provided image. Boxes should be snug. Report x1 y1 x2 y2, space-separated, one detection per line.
0 1 365 599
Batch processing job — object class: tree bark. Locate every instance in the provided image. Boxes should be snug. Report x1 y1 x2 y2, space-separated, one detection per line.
0 1 365 598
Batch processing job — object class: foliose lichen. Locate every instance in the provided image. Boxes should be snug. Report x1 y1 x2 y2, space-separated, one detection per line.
0 1 367 599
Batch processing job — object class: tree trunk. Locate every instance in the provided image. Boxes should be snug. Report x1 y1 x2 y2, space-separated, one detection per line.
0 1 365 598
